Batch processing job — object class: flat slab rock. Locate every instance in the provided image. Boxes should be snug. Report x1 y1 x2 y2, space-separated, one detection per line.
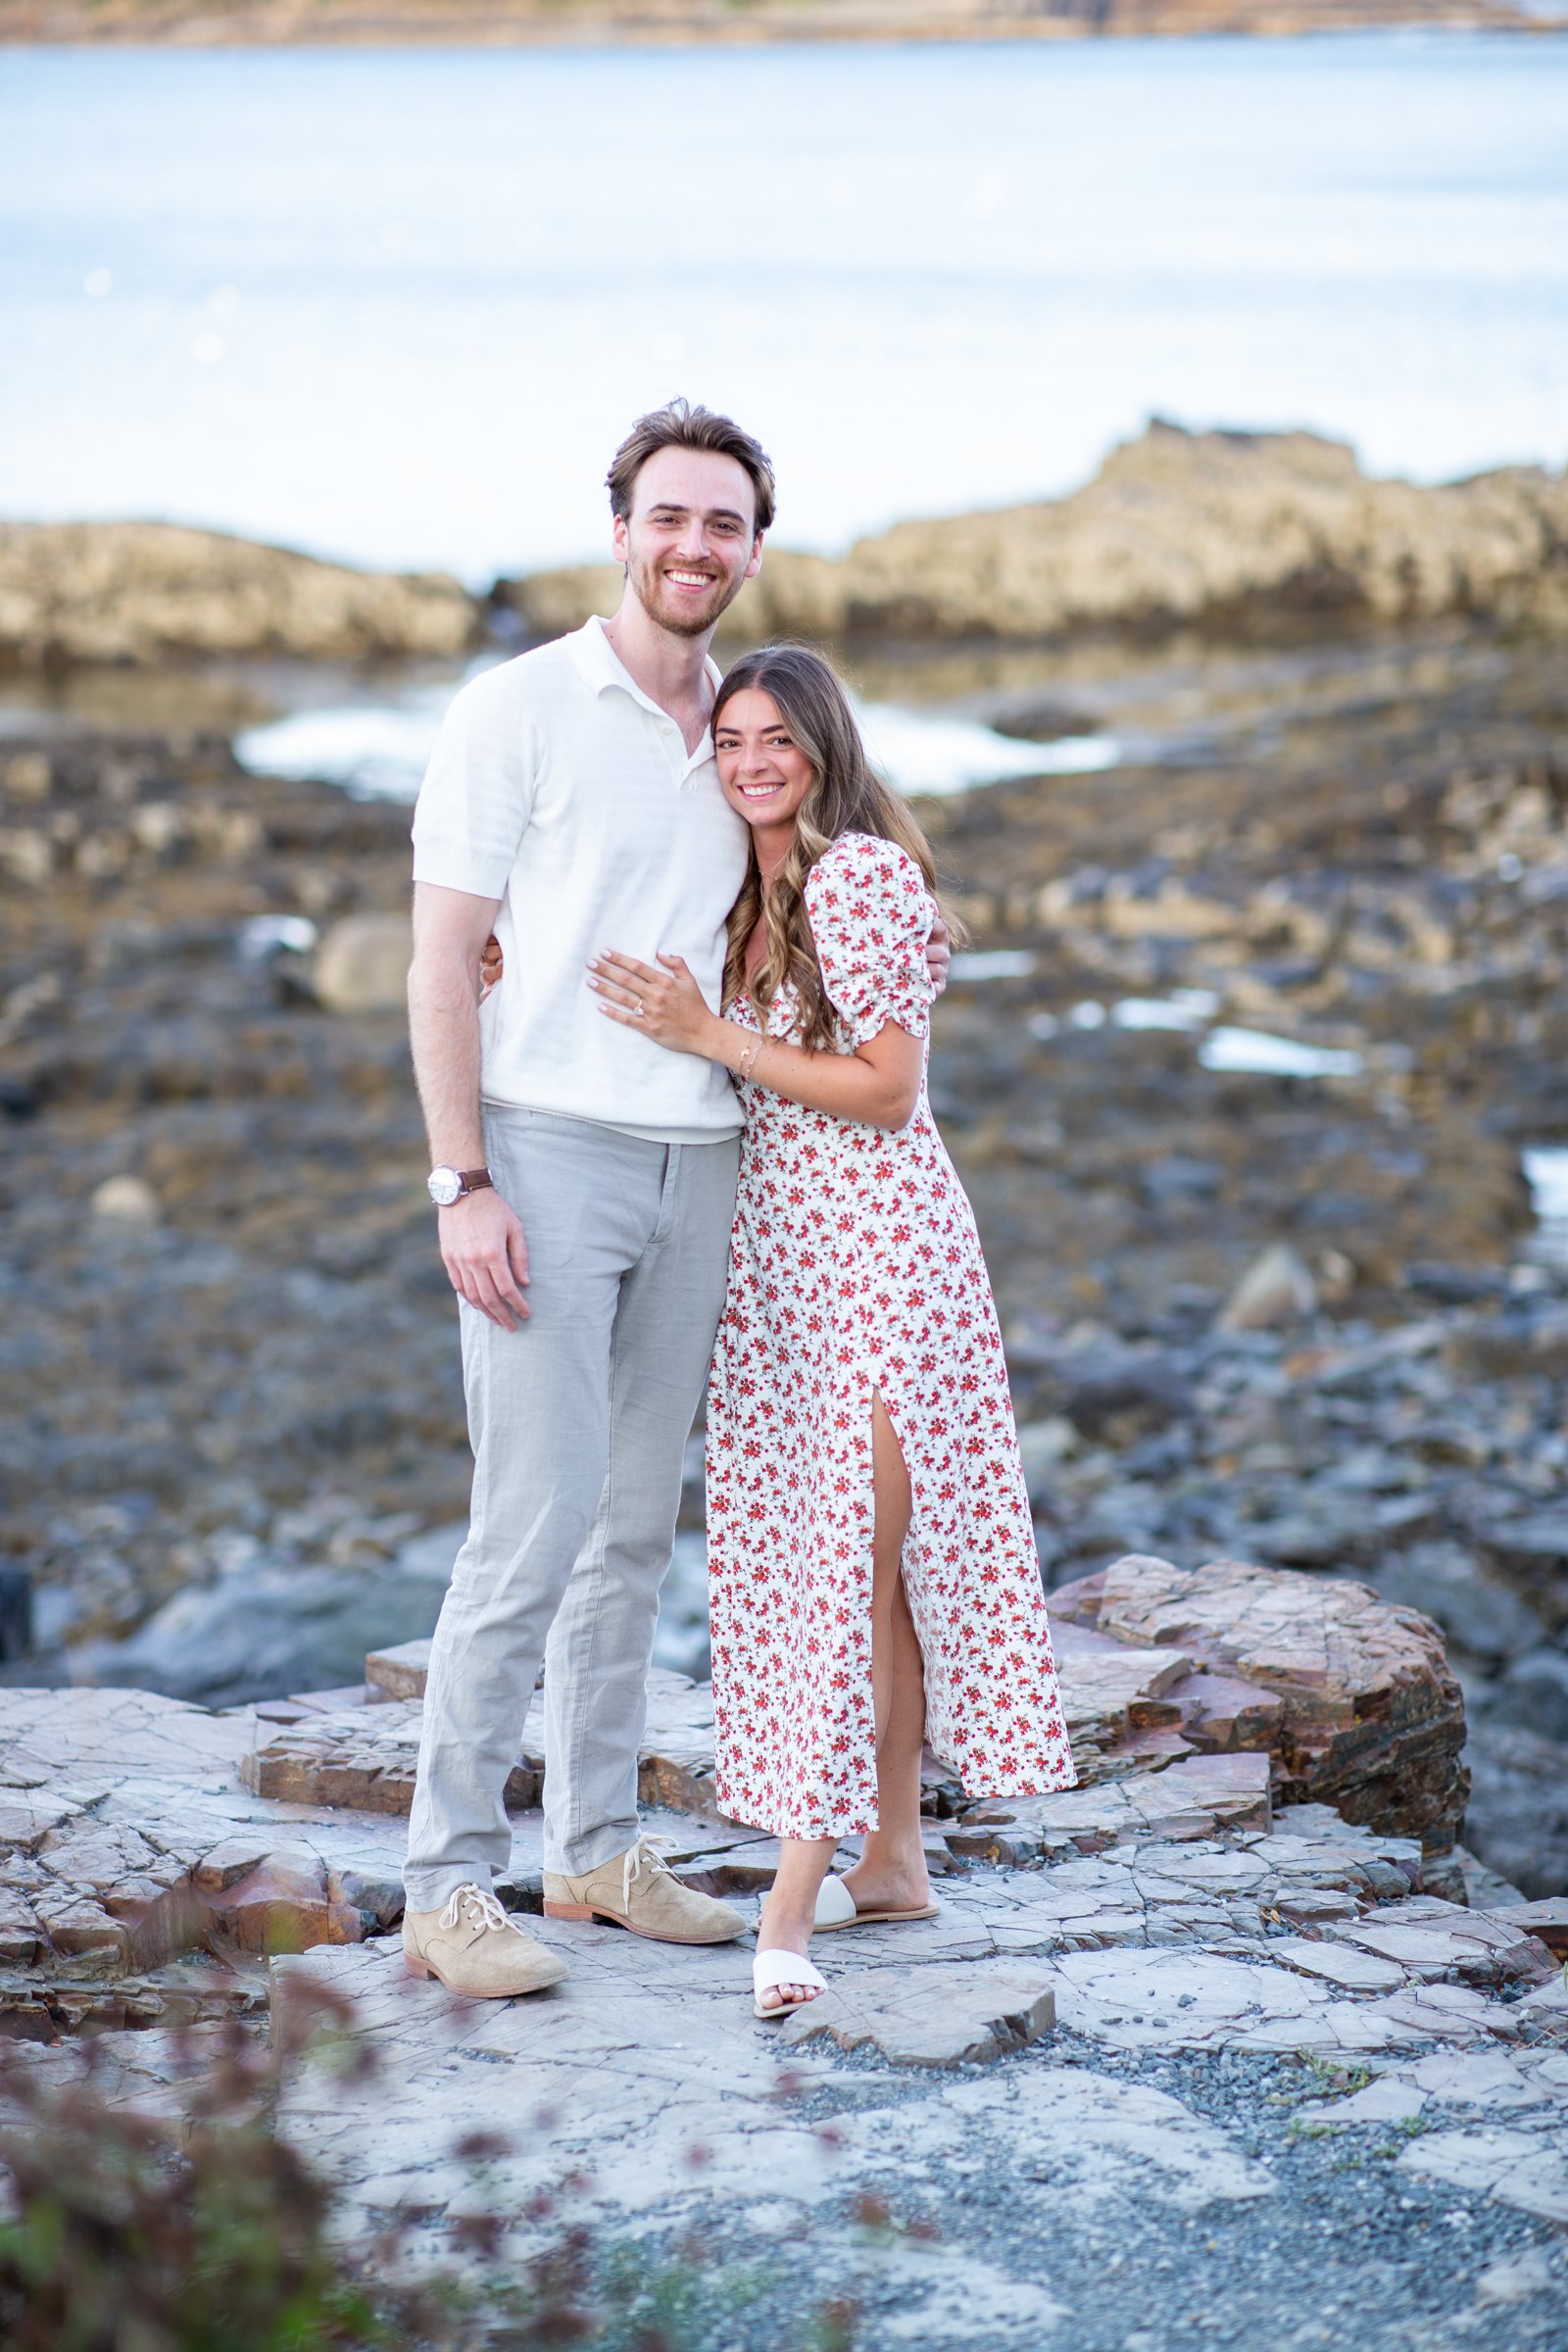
1051 1554 1468 1849
0 1681 731 1983
781 1957 1057 2066
239 1679 1272 1836
267 1920 1287 2281
4 1673 1565 2254
259 1849 1568 2255
361 1628 1221 1797
356 1554 1459 1845
241 1668 721 1819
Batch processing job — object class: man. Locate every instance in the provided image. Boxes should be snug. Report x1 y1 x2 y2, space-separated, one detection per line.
402 400 945 1998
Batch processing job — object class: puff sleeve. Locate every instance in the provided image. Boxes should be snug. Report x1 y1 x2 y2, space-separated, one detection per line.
804 832 938 1050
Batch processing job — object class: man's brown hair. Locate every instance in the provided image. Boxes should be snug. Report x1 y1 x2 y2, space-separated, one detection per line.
606 398 776 536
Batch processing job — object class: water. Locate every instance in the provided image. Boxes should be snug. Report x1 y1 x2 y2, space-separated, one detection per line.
1111 991 1220 1033
1198 1026 1365 1079
1523 1147 1568 1268
951 950 1040 981
233 665 1116 801
1025 995 1367 1079
4 36 1566 583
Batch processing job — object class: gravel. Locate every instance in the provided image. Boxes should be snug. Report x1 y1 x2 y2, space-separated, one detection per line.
589 2034 1568 2352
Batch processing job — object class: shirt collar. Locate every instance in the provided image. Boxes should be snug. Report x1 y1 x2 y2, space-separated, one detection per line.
566 613 723 725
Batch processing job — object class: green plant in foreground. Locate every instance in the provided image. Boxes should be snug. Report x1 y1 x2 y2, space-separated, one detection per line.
0 1990 857 2352
1285 2053 1373 2104
0 1991 407 2352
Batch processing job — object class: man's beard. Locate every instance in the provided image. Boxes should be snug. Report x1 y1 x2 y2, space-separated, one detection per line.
625 547 743 640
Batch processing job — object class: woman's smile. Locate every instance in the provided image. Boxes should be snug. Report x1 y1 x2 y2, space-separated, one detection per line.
714 687 816 834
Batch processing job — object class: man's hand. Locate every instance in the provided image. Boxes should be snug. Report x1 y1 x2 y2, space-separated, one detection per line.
439 1189 530 1329
925 914 953 999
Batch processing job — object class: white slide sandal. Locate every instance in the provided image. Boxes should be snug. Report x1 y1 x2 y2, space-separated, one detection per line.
814 1875 941 1932
753 1947 827 2020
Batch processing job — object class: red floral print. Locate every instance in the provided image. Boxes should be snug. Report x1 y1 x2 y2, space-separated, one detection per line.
706 831 1076 1838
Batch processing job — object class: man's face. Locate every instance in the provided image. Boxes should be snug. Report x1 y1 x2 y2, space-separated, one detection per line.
613 447 763 639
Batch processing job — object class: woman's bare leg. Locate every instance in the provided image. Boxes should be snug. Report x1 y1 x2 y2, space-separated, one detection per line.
756 1396 930 2003
841 1393 932 1915
755 1836 836 2010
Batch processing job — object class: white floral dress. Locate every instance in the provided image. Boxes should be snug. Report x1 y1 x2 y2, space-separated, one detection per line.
705 829 1076 1839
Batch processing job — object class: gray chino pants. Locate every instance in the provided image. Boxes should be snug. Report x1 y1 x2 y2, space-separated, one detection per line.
403 1103 738 1913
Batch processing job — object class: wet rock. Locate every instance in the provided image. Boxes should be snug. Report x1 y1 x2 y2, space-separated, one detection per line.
0 521 478 666
1019 1331 1186 1438
1015 1415 1079 1498
313 913 412 1016
1219 1243 1317 1332
987 698 1102 743
1404 1262 1509 1307
1461 1716 1568 1899
1446 1310 1568 1383
1481 1512 1568 1635
88 1173 161 1225
74 1549 451 1708
0 1566 32 1666
1502 1648 1568 1743
1371 1548 1546 1666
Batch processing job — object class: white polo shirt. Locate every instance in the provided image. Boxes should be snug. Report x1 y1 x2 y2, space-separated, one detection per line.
411 617 750 1144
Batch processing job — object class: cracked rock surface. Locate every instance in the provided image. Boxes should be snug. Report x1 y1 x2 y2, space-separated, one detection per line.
2 1585 1566 2348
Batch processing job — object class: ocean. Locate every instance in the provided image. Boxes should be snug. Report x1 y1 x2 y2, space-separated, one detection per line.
3 32 1566 583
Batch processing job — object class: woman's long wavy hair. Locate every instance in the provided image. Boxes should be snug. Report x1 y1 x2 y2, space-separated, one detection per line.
715 645 965 1052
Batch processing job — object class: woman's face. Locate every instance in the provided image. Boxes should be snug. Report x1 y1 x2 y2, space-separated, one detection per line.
713 689 815 838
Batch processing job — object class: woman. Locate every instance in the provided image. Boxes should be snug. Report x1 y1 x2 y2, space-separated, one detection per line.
588 646 1074 2018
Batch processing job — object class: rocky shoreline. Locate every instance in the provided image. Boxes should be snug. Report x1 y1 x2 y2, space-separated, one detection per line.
513 423 1568 647
0 587 1565 1896
2 1568 1566 2346
2 456 1567 2334
0 520 477 670
5 426 1566 671
0 0 1553 47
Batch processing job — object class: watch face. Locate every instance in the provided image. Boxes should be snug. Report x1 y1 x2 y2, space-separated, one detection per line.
427 1167 463 1207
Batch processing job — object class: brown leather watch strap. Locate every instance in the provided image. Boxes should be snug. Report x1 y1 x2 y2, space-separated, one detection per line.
457 1167 494 1198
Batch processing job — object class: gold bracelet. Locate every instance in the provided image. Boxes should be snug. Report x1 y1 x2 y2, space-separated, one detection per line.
738 1030 764 1084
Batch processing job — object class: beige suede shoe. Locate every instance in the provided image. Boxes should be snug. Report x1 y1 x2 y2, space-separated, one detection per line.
543 1837 746 1945
403 1883 569 1997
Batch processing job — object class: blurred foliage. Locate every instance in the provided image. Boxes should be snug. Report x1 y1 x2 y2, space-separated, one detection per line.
0 1979 844 2352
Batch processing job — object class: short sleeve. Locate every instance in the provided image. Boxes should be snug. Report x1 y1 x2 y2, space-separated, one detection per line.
411 662 539 900
804 833 938 1049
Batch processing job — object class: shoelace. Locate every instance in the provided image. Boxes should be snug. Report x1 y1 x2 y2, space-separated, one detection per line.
620 1837 676 1912
438 1883 515 1936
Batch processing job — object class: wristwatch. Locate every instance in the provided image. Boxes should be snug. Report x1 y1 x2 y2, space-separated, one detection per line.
426 1164 495 1208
